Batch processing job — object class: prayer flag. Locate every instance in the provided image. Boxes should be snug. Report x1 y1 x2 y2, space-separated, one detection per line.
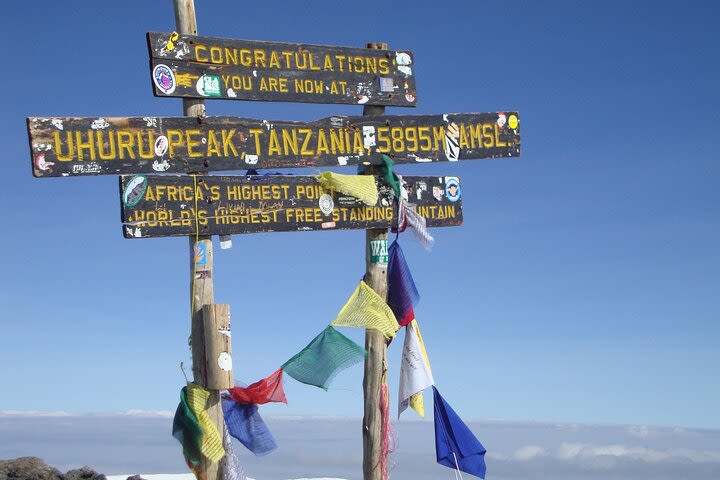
433 386 487 479
172 386 204 468
387 240 420 324
282 326 366 390
186 383 226 462
222 395 278 456
331 281 400 339
398 322 435 417
228 368 287 405
317 171 378 206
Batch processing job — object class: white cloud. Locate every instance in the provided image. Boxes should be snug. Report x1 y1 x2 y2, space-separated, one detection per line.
119 409 174 418
0 410 71 417
0 409 173 418
556 442 720 464
627 425 652 437
514 445 546 460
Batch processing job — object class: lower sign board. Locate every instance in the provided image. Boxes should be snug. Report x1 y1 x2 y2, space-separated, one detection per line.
29 112 519 177
120 174 463 238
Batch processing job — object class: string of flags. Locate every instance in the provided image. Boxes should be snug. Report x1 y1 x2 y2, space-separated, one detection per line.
172 166 486 479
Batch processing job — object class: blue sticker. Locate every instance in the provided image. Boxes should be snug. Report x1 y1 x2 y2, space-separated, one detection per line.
445 177 461 202
153 64 176 95
193 243 207 265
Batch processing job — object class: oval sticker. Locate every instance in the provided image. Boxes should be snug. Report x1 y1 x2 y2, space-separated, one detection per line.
123 175 147 207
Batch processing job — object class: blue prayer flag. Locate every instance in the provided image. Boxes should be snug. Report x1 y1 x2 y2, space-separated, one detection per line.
222 395 277 456
433 386 487 479
388 240 420 325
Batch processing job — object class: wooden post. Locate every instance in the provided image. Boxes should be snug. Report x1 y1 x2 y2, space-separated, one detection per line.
173 1 224 480
362 41 389 480
202 304 234 390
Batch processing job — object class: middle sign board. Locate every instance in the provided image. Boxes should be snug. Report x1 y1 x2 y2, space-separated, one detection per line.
28 112 520 177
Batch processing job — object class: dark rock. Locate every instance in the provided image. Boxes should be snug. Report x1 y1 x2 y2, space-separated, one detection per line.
125 476 146 480
64 466 106 480
0 457 64 480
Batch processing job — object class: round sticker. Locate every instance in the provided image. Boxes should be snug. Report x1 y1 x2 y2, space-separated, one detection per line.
154 135 168 156
445 177 461 202
217 352 232 372
123 175 148 206
508 114 519 129
152 64 176 95
497 113 507 127
319 194 334 215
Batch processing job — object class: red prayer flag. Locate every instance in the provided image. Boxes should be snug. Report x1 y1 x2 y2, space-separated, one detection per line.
228 368 287 404
399 308 415 327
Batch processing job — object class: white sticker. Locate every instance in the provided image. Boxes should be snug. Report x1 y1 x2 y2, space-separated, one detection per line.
318 194 334 215
217 352 233 372
91 118 109 130
154 135 168 156
152 159 170 172
219 235 232 250
34 153 54 171
379 77 394 92
497 113 507 128
245 154 258 165
362 126 376 147
396 52 412 65
444 122 460 161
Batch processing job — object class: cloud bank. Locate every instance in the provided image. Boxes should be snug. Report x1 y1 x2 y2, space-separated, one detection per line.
1 414 719 480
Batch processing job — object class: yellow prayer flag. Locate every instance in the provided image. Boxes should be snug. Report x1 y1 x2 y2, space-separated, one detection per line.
409 391 425 417
412 319 432 374
186 383 226 462
331 281 400 339
317 172 379 206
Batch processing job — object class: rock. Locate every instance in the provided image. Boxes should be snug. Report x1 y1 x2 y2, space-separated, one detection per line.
0 456 64 480
125 476 146 480
64 466 106 480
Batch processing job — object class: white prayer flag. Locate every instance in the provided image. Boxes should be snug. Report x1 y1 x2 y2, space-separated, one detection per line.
398 322 435 418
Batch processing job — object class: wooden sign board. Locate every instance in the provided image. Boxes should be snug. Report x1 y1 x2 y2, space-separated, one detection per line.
29 112 520 177
147 32 417 106
120 174 463 238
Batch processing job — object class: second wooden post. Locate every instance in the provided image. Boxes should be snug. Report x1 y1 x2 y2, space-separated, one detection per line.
362 41 389 480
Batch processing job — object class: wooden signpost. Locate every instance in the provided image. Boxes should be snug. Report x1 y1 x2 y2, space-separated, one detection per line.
147 32 418 106
26 1 521 479
28 112 520 177
120 174 463 238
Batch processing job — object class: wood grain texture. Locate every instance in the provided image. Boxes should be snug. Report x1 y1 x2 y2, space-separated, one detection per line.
173 2 222 480
147 32 417 106
362 41 388 480
201 304 233 391
28 112 520 177
119 174 463 238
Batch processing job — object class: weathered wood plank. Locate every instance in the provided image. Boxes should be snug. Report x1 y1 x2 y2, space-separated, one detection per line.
29 112 520 177
119 174 463 238
147 32 417 106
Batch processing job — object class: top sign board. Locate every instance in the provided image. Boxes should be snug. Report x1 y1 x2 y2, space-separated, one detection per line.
147 32 417 106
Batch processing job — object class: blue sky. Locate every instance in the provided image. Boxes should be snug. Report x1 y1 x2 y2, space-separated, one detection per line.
1 0 719 436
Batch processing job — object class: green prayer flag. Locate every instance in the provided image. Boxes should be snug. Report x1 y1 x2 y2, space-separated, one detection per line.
380 154 401 198
172 386 204 467
282 326 367 390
